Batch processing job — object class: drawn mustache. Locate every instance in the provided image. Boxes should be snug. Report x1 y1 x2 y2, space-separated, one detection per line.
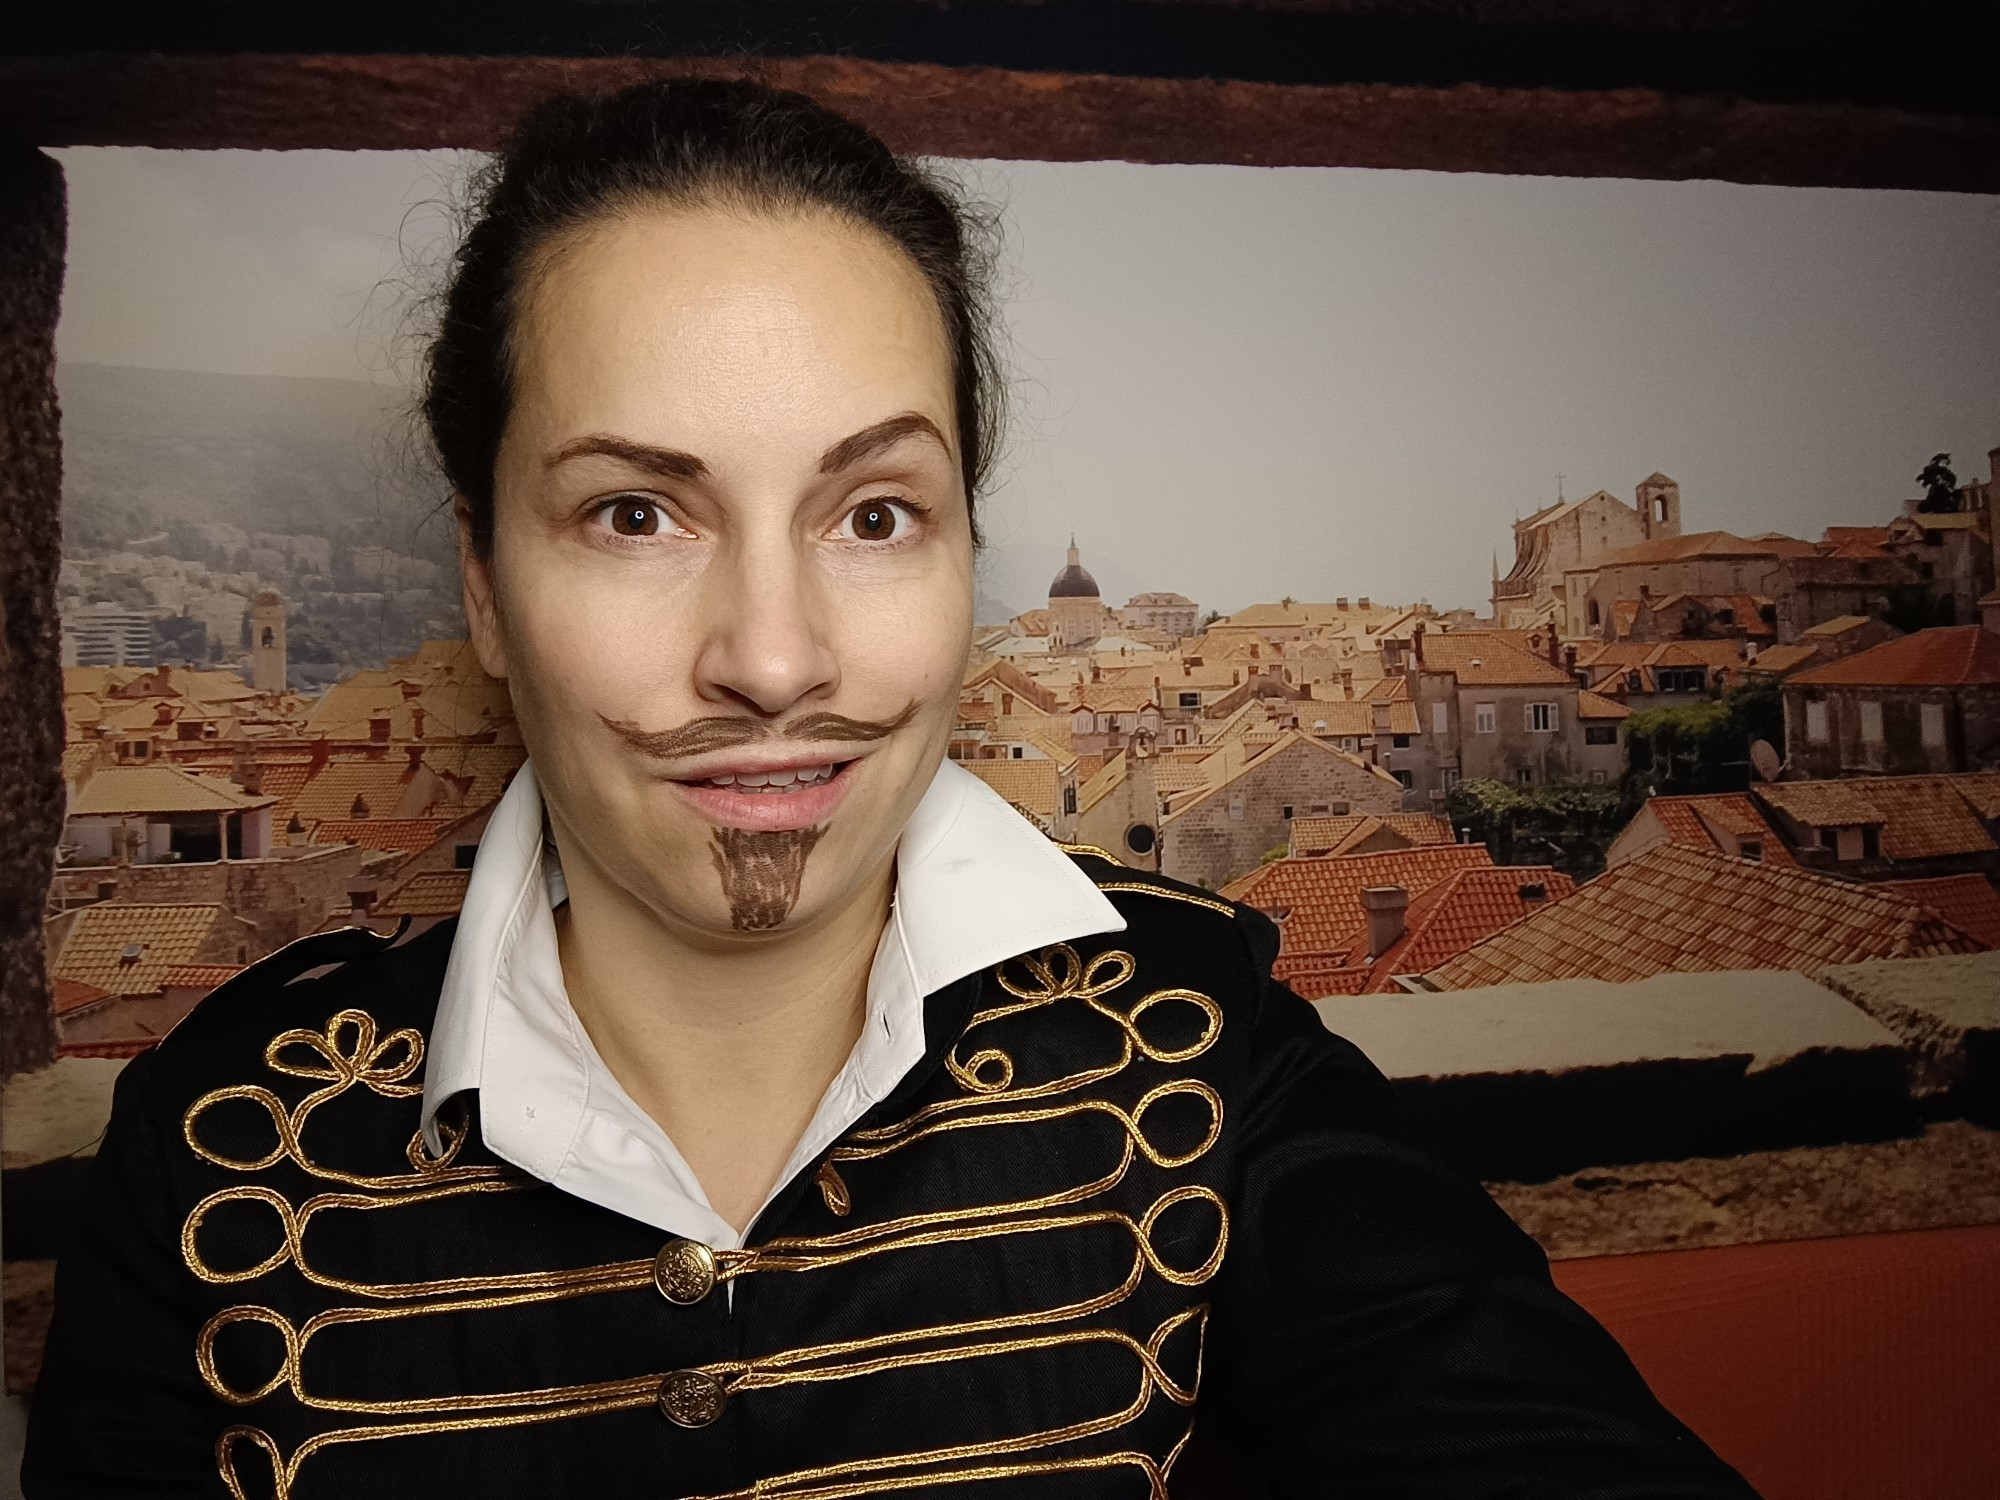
599 702 919 761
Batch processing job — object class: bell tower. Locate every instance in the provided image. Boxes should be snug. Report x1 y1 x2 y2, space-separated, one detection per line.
251 588 287 692
1636 472 1681 539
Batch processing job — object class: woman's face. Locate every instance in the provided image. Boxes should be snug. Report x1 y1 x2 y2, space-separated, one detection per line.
462 202 974 940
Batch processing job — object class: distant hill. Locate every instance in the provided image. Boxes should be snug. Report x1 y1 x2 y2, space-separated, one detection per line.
57 362 444 555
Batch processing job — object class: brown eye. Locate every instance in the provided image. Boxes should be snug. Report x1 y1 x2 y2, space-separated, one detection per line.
847 500 901 542
606 498 660 536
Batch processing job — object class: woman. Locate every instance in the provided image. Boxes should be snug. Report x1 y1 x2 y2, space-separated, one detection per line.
25 80 1756 1499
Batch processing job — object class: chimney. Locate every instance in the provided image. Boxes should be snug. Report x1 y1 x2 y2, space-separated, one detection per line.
1358 597 1371 610
1518 882 1549 902
411 704 427 739
368 715 391 744
1564 644 1578 674
306 737 331 777
1361 885 1409 959
1548 630 1562 666
1411 622 1425 667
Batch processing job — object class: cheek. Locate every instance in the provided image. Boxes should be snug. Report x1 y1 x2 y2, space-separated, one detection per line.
825 557 973 715
493 549 695 722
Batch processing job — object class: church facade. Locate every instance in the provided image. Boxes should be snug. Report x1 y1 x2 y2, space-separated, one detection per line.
1491 474 1681 630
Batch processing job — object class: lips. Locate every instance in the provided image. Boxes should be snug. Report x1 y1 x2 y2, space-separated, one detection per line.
667 757 861 832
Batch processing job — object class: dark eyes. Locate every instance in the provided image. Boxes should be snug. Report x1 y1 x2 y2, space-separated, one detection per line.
843 499 904 543
604 498 662 537
589 495 917 544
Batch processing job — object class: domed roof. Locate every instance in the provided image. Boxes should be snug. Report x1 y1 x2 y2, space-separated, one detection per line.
1049 540 1100 600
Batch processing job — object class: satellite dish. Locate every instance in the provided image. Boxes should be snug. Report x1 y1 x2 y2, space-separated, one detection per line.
1750 739 1783 782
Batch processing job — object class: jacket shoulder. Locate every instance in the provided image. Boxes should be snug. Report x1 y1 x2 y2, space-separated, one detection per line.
1057 845 1280 977
141 917 458 1105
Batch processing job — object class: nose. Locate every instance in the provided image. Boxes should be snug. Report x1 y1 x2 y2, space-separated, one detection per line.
688 528 840 718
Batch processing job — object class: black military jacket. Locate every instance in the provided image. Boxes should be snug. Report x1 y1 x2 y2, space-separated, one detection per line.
25 853 1756 1499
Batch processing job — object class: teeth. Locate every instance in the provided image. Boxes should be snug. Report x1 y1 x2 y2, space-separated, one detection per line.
701 763 837 791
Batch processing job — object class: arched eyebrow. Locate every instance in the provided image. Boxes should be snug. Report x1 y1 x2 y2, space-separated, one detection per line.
817 412 951 475
547 434 706 480
546 412 948 482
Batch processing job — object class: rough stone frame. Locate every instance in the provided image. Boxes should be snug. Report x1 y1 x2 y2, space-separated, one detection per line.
1 48 1996 1072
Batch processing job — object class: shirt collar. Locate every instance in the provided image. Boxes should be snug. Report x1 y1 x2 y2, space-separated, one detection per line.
420 755 1124 1242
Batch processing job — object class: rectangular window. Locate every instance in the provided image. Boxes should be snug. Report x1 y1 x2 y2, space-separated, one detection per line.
1431 703 1448 736
1584 725 1618 745
1516 767 1536 786
1063 785 1078 815
1010 745 1024 759
1475 703 1497 735
1859 700 1884 743
1922 701 1947 748
1740 839 1762 862
1527 702 1557 733
1391 734 1411 749
1440 770 1460 791
1330 802 1351 817
1805 700 1830 744
1178 691 1200 709
1589 770 1606 784
1393 769 1414 789
453 844 479 870
1281 805 1294 821
1228 797 1245 822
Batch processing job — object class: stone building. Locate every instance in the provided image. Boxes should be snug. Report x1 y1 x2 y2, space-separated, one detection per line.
1075 739 1162 871
1158 730 1403 889
1117 591 1199 640
1046 539 1107 653
1784 625 2000 778
1398 630 1611 800
1492 473 1680 630
250 586 287 692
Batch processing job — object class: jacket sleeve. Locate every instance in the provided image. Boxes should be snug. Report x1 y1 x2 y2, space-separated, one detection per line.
22 1049 227 1498
1199 909 1759 1499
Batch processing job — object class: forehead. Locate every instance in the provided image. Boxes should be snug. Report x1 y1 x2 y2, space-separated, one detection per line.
508 202 955 448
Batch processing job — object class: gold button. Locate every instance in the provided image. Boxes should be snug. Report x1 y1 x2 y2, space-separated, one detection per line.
653 1238 719 1305
658 1368 727 1428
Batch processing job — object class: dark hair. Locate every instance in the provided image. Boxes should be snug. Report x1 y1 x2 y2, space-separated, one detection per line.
423 78 1001 554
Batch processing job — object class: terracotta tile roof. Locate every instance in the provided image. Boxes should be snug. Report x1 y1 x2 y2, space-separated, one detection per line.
51 977 112 1016
1802 614 1877 638
1882 876 2000 950
1300 700 1421 736
1576 690 1631 721
1360 866 1576 992
308 817 455 855
1754 779 1891 828
1644 794 1798 868
1422 844 1982 990
51 904 229 997
962 758 1063 819
1223 843 1494 958
1416 633 1574 687
1587 530 1818 568
66 766 274 817
1789 627 2000 687
1822 528 1890 551
1758 774 2000 860
1291 813 1454 857
375 870 472 917
1745 644 1823 677
160 963 246 989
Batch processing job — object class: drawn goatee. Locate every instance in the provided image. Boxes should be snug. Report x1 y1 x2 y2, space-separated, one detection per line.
709 825 829 931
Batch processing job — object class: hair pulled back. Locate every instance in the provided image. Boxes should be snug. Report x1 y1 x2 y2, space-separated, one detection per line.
424 78 1001 554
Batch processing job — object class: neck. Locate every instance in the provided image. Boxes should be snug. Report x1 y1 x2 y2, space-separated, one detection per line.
550 820 895 1234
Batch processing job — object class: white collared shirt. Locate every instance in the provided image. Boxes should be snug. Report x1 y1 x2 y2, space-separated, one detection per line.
419 757 1125 1250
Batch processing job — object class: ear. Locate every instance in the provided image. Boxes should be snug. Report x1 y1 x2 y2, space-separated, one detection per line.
455 496 509 681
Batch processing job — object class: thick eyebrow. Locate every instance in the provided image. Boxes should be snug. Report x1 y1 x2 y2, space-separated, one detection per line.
817 413 951 475
546 434 707 481
546 412 948 484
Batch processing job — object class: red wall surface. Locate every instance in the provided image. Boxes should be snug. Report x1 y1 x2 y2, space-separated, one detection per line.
1555 1224 2000 1500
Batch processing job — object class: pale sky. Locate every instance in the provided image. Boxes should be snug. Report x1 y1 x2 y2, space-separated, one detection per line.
52 146 2000 618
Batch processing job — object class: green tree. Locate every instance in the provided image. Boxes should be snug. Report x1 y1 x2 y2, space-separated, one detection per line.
1622 677 1784 795
1916 452 1959 514
1443 779 1634 879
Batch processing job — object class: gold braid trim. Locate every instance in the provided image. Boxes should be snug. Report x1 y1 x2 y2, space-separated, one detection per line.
191 941 1229 1498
